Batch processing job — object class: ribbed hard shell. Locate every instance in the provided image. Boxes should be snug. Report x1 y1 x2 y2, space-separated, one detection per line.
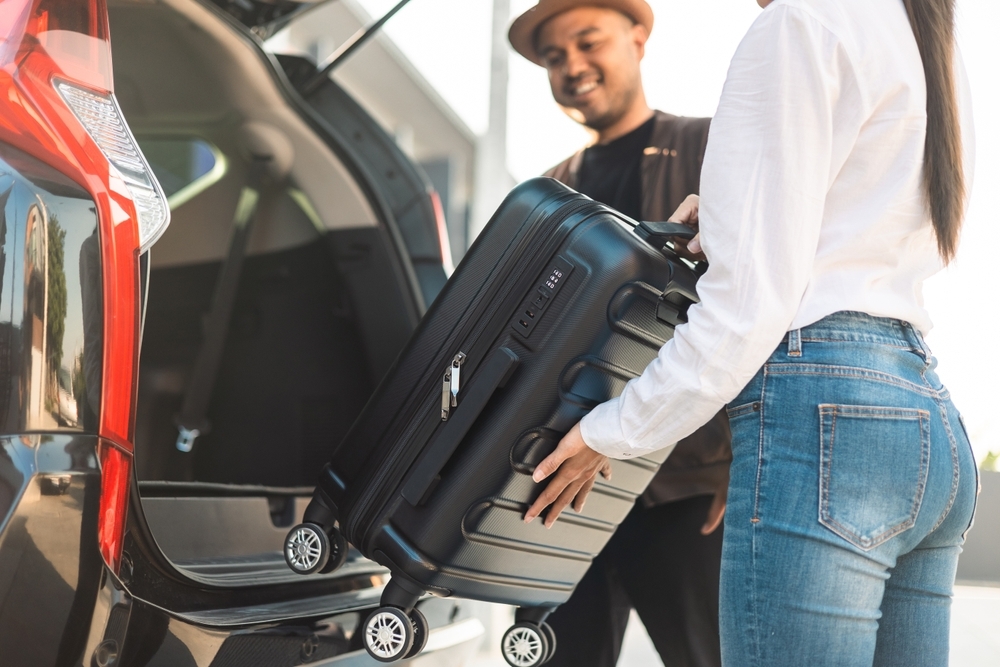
318 178 692 607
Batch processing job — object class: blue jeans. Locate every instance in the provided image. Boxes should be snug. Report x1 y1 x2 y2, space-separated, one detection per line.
721 312 979 667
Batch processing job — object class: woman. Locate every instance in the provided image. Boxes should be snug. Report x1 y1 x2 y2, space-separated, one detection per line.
524 0 977 665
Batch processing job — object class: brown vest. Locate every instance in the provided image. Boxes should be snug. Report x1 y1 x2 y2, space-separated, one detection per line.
545 110 732 506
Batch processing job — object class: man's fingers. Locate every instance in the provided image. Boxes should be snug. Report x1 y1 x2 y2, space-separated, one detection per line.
666 194 704 261
667 194 700 226
688 233 702 255
701 472 729 535
700 493 727 535
599 461 613 480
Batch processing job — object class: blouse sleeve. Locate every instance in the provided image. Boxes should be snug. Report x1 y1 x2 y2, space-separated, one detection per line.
580 4 860 458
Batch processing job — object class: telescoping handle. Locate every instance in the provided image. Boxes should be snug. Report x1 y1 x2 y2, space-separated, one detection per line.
634 220 696 250
401 347 520 506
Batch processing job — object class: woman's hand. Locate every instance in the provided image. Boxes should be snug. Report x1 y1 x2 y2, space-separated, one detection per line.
667 194 705 260
524 423 612 528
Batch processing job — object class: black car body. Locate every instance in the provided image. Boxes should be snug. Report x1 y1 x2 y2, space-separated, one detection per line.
0 0 483 664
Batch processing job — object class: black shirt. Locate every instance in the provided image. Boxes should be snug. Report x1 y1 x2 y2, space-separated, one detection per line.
575 115 655 221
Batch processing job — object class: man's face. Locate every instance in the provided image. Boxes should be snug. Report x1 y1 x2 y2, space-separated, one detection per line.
536 7 647 131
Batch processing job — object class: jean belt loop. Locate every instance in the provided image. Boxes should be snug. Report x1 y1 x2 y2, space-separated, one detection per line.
914 328 933 360
901 321 931 360
787 328 802 357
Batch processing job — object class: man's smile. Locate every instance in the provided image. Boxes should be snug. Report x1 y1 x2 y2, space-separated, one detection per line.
566 74 603 101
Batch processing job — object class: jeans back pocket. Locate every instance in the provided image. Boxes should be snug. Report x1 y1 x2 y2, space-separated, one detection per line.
819 405 931 550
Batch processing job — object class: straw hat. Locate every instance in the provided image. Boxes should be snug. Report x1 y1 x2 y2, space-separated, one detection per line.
508 0 654 65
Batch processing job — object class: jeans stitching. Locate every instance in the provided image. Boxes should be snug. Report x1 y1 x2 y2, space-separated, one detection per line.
753 369 768 524
914 411 932 533
930 400 961 534
750 508 762 666
798 336 912 349
913 355 962 535
765 363 942 398
958 415 981 541
824 406 931 419
818 407 835 534
817 405 930 550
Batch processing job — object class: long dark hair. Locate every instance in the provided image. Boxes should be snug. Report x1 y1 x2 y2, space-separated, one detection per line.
902 0 965 263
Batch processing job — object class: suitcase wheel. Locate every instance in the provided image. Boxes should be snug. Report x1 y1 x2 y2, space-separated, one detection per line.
363 606 415 663
403 608 429 659
539 622 557 664
283 523 330 575
318 529 349 574
502 621 554 667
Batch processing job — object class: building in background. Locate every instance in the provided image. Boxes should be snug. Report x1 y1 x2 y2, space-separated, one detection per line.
471 0 517 241
267 0 488 261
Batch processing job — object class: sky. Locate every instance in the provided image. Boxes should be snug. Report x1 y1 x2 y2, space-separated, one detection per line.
355 0 1000 463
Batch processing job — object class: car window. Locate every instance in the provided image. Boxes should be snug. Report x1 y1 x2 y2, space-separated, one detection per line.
136 137 227 209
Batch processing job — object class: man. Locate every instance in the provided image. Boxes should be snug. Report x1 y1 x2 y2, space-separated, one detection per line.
508 2 731 666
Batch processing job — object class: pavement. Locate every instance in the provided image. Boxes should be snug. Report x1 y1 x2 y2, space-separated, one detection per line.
468 585 1000 666
950 585 1000 667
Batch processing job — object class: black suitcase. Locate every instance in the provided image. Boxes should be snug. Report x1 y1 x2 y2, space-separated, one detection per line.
284 178 700 665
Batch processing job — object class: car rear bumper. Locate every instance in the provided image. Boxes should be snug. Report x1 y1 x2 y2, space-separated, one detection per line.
0 435 484 667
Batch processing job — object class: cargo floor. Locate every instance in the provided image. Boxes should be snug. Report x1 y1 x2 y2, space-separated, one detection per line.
138 483 384 587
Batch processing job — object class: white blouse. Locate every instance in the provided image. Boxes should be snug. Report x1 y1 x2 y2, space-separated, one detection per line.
581 0 976 459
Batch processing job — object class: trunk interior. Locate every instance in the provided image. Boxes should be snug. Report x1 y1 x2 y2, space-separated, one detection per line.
108 0 421 585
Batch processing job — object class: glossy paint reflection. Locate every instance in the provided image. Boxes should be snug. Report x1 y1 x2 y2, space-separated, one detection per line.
0 142 103 434
0 434 102 666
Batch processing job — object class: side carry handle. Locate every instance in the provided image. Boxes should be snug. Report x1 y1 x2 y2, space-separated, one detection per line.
656 261 701 327
635 220 696 250
401 347 520 506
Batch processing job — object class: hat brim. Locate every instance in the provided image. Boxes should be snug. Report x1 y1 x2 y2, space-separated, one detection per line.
508 0 654 66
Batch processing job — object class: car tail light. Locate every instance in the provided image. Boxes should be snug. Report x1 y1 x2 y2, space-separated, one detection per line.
429 189 454 276
1 0 169 573
97 442 131 573
56 82 170 250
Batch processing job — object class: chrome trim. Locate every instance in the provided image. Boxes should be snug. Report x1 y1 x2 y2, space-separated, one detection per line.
165 585 385 627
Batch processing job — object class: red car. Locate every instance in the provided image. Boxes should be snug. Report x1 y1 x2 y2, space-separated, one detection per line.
0 0 482 665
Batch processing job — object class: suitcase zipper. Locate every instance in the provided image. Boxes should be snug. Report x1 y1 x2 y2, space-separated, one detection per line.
349 198 595 539
441 352 467 421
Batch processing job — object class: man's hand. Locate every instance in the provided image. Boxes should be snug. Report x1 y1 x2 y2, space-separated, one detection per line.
700 469 729 535
524 423 612 528
667 194 705 260
700 486 727 535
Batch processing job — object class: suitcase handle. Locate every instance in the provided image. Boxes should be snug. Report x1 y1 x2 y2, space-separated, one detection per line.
401 346 521 506
634 220 696 250
656 261 701 326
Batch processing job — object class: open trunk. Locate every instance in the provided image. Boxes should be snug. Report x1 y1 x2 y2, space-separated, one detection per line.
109 0 438 590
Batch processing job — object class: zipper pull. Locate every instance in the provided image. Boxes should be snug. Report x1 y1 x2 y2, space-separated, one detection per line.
450 352 466 406
441 352 467 421
441 369 452 420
